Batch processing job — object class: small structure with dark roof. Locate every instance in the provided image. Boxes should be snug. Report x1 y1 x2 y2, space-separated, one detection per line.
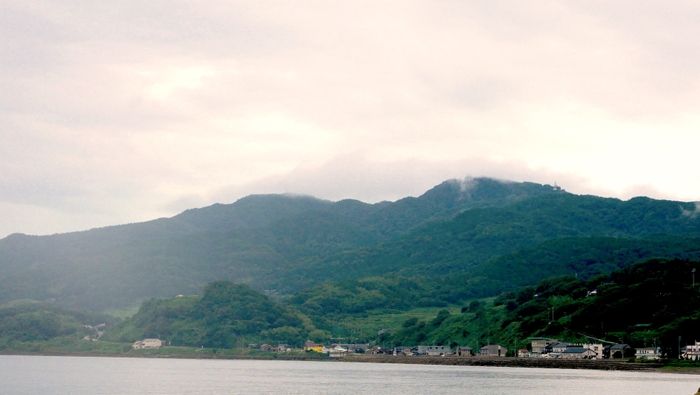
480 344 508 357
457 346 473 357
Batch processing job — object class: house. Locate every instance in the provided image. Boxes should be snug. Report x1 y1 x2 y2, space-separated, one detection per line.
636 347 662 360
480 345 508 357
304 340 323 353
331 343 369 353
517 349 530 358
132 338 165 350
329 346 348 358
582 343 604 359
561 347 597 359
683 342 700 360
394 346 415 356
260 344 277 352
530 338 558 354
457 346 473 357
367 346 389 355
416 345 452 356
544 342 571 358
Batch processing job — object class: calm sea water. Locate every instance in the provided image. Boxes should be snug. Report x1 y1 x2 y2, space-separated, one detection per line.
1 355 699 395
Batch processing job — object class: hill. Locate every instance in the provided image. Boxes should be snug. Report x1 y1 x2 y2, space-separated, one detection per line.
394 258 700 358
102 281 311 348
0 178 561 311
289 194 700 287
0 301 118 351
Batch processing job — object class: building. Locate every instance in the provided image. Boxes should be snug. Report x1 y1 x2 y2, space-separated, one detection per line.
636 347 662 360
329 346 348 358
544 342 572 358
394 346 415 356
304 340 323 353
683 342 700 360
480 345 508 357
609 344 633 359
132 339 165 350
517 349 530 358
582 343 604 359
457 346 473 357
416 345 453 356
331 343 369 353
561 347 597 359
530 338 558 354
367 346 389 355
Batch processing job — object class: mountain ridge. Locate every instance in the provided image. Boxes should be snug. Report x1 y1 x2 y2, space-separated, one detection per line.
1 177 695 312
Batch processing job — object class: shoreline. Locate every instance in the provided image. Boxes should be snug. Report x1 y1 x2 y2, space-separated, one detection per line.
3 350 698 374
343 354 682 373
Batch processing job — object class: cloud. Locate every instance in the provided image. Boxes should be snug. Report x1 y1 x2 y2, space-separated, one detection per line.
205 153 597 205
2 0 700 238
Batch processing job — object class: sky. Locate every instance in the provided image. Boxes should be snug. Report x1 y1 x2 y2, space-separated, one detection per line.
2 1 700 238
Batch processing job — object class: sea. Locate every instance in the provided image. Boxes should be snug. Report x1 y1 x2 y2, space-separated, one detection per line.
1 355 698 394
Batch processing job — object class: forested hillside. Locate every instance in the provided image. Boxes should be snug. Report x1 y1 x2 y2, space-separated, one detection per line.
389 258 700 359
286 194 700 289
0 301 118 349
0 177 698 315
0 178 561 311
103 281 310 348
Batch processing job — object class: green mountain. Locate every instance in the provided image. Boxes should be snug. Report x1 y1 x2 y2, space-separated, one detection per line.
291 194 700 286
0 178 560 311
473 235 700 291
1 177 699 315
5 176 700 358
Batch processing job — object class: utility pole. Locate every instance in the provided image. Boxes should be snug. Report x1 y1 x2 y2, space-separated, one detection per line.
693 268 696 287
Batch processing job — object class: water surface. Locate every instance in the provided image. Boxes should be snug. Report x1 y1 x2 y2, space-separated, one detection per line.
1 355 698 394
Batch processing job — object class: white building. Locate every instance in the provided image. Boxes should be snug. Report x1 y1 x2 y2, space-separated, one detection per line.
416 345 453 356
582 343 603 359
132 338 165 350
636 347 662 360
684 342 700 360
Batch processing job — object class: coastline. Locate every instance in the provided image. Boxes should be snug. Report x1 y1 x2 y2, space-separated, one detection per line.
344 354 668 372
4 350 697 374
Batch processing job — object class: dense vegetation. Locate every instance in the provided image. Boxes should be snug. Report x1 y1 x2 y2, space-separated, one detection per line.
294 195 700 287
5 259 700 360
382 258 700 358
103 281 311 348
0 301 118 350
0 178 561 311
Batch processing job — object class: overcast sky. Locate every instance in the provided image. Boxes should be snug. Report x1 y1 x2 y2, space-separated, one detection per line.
2 1 700 238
